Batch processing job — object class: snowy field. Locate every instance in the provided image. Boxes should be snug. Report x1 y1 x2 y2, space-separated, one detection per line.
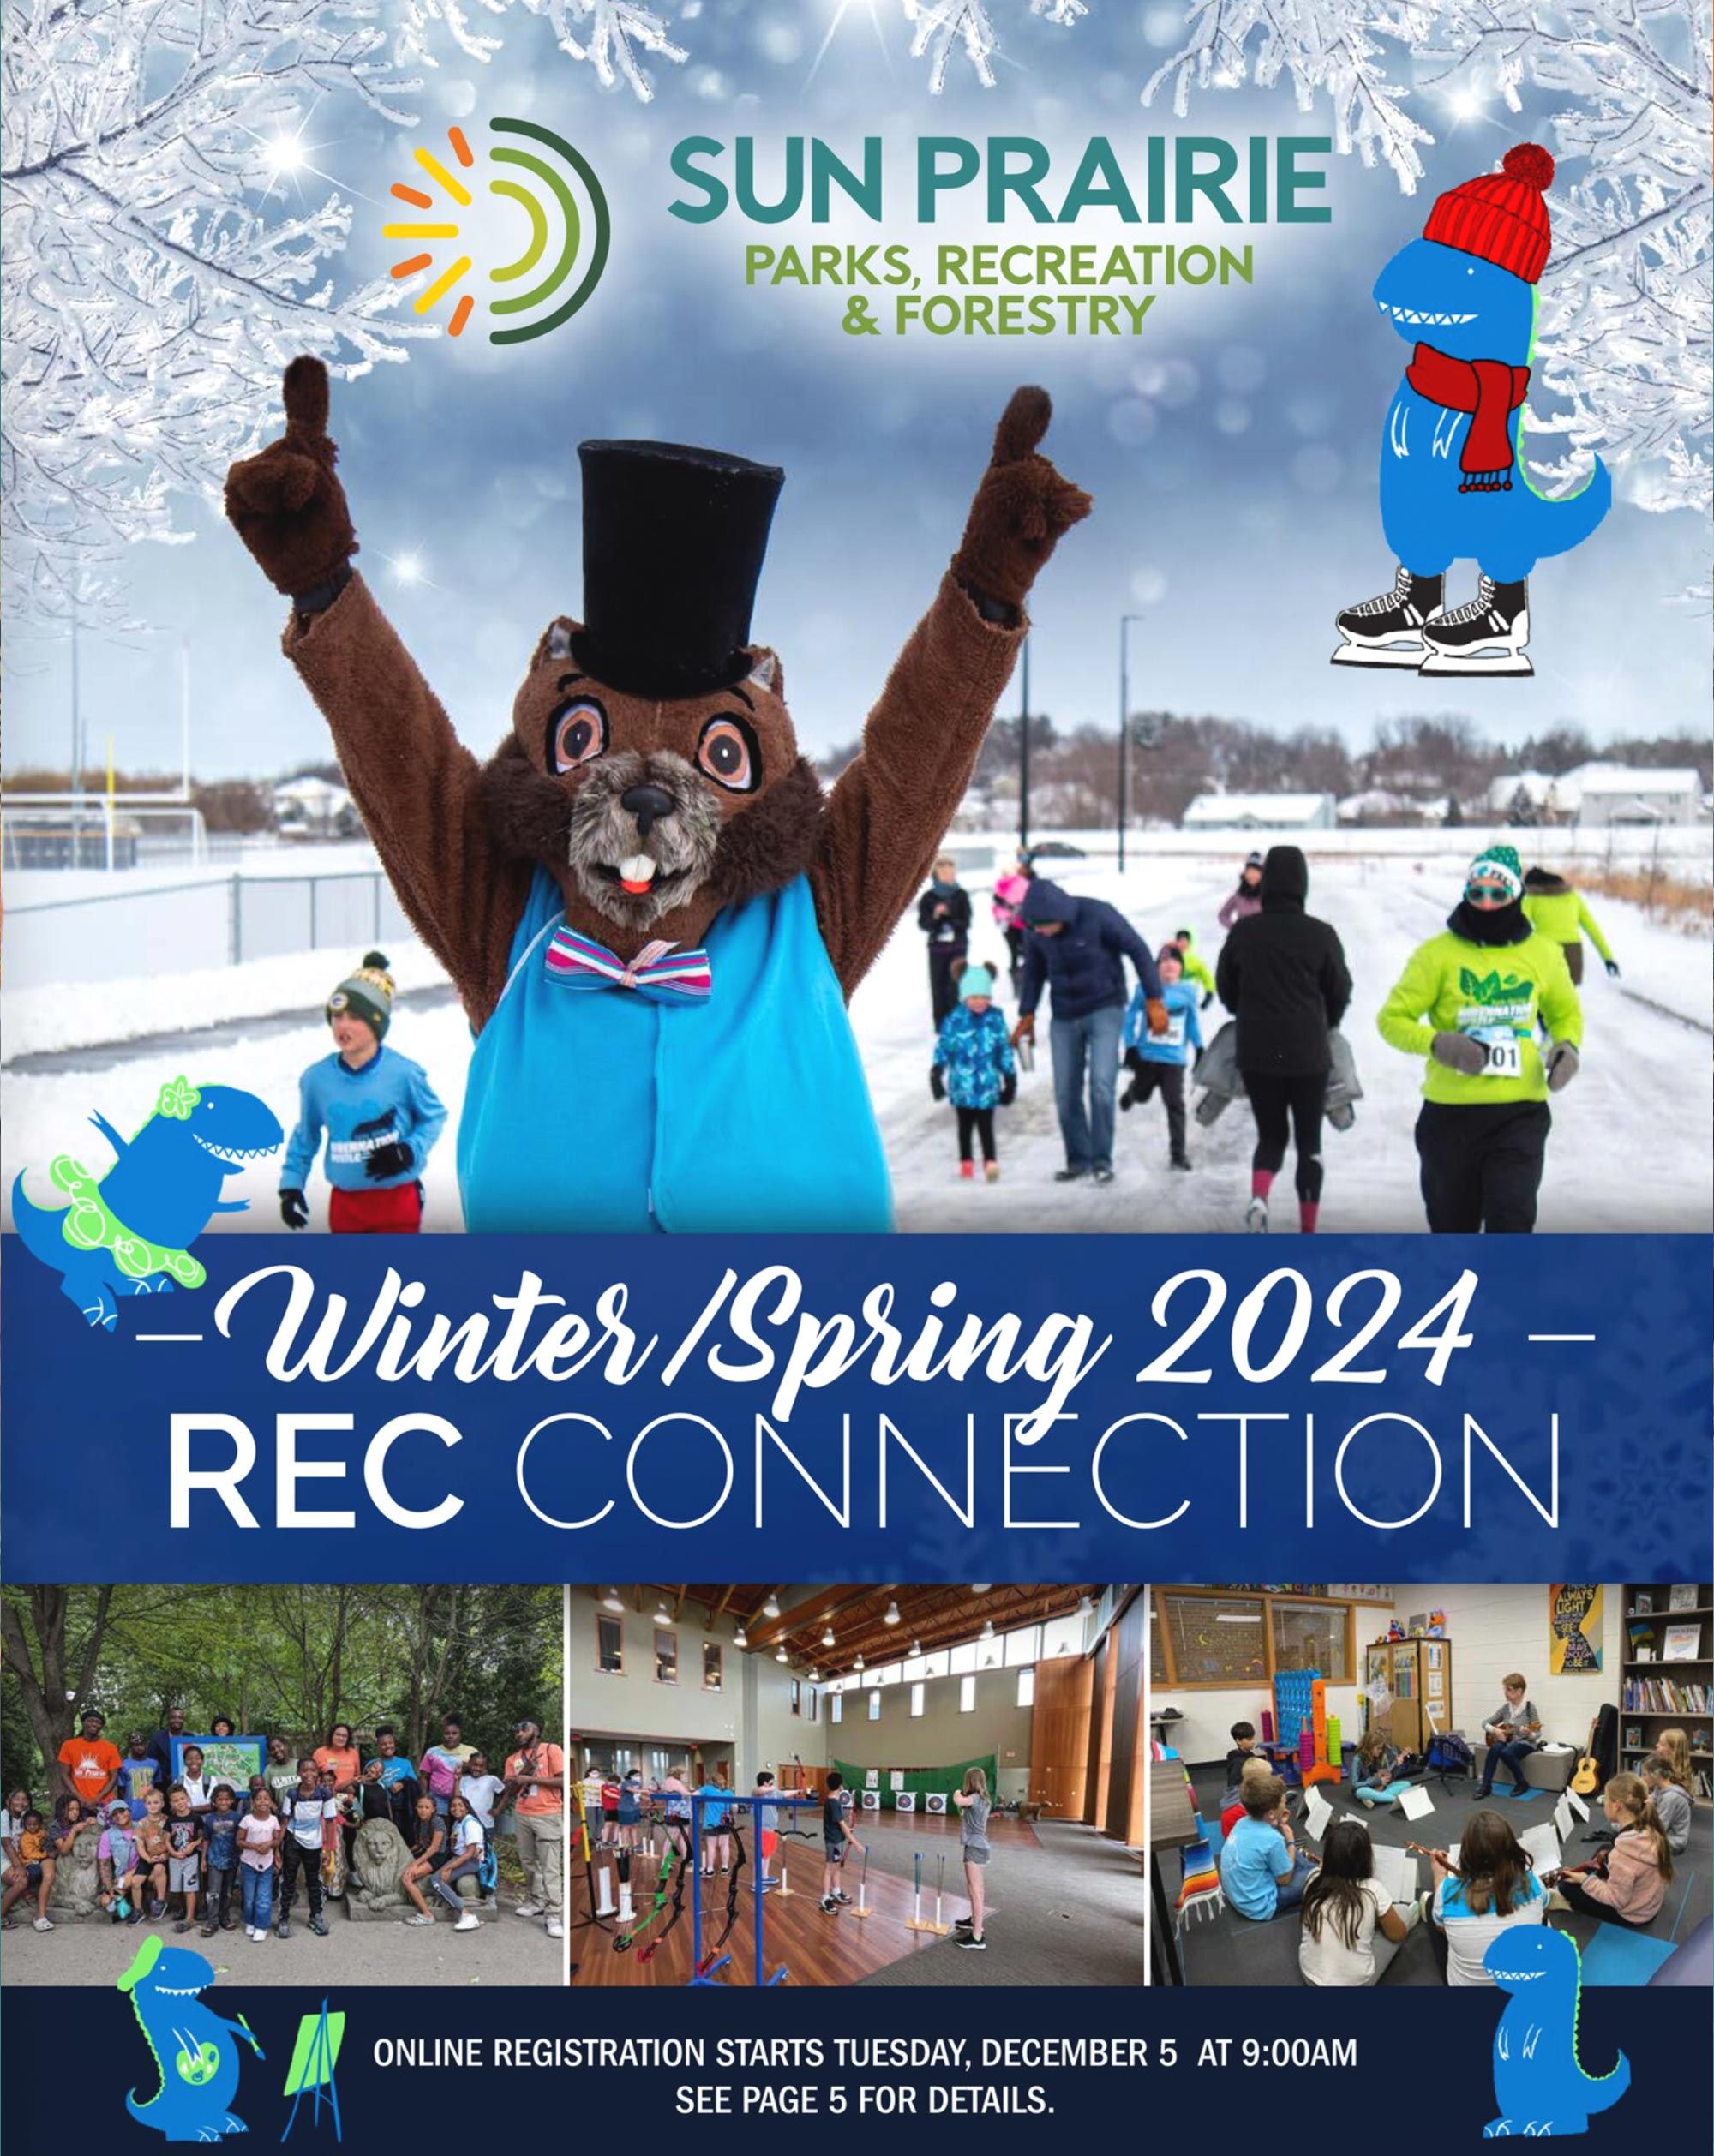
3 844 1708 1237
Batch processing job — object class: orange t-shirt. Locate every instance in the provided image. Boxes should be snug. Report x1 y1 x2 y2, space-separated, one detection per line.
59 1736 123 1804
507 1743 564 1817
313 1745 362 1790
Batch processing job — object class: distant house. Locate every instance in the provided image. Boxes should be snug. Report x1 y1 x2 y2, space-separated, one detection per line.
1487 771 1579 825
1569 764 1704 829
1337 788 1447 827
273 775 356 840
1181 791 1336 833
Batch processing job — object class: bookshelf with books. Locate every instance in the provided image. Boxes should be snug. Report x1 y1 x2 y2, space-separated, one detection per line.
1621 1581 1713 1799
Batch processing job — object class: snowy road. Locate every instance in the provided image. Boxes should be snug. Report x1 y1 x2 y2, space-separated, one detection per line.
3 853 1706 1237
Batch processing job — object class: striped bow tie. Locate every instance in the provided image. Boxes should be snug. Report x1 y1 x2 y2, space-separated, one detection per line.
544 925 712 1003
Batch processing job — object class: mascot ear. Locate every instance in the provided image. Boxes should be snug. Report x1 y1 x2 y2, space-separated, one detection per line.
530 617 582 671
746 647 784 702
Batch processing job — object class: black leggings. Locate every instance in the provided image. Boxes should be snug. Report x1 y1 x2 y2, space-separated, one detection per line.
1415 1100 1549 1234
956 1106 997 1163
1555 1875 1653 1930
1245 1070 1327 1201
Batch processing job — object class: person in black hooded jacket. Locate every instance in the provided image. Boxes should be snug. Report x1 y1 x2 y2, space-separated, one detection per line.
1215 846 1351 1232
1014 878 1166 1183
917 854 974 1027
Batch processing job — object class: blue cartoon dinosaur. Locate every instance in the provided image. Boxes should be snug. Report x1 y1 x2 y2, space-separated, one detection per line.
11 1078 282 1331
1335 142 1609 680
1483 1926 1630 2137
117 1933 264 2142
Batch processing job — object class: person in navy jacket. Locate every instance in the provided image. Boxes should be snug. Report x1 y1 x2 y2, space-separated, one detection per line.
279 952 446 1232
1012 881 1165 1184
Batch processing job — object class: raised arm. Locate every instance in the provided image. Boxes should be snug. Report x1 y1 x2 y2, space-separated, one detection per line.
225 360 529 1025
811 389 1090 997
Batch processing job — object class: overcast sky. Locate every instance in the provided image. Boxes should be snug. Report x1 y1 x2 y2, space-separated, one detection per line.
6 2 1707 781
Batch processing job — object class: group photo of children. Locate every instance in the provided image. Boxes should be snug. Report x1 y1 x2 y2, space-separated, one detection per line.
1 1580 565 1985
1148 1582 1711 1990
564 1583 1145 1988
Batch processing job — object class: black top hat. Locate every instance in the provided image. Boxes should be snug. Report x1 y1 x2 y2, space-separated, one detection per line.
573 439 784 699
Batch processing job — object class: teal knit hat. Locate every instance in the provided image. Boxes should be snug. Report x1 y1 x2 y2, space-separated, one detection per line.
327 950 394 1039
1465 843 1524 901
959 964 995 999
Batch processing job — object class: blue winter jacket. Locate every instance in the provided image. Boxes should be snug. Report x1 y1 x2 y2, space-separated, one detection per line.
933 1004 1016 1109
1124 979 1202 1066
1018 881 1162 1023
282 1044 447 1192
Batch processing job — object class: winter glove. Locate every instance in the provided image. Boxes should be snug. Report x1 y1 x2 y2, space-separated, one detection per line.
1200 992 1214 1012
951 388 1092 619
224 357 358 604
1144 998 1169 1037
930 1065 947 1103
1546 1042 1580 1093
365 1141 416 1181
279 1189 310 1231
1010 1013 1035 1048
999 1071 1017 1107
1430 1031 1490 1075
1603 959 1621 979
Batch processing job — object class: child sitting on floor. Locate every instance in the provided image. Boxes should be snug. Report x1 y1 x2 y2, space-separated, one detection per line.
1640 1751 1693 1856
1220 1753 1278 1843
1220 1772 1317 1920
1426 1810 1546 1986
1221 1722 1261 1809
1352 1723 1414 1809
1298 1818 1419 1986
1546 1772 1671 1931
931 965 1017 1183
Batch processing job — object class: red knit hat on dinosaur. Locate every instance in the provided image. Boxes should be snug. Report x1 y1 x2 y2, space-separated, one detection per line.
1423 143 1555 284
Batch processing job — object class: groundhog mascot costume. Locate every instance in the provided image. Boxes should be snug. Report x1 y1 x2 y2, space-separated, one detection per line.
225 359 1089 1231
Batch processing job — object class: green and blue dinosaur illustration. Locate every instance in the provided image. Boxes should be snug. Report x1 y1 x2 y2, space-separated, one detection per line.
117 1933 264 2142
1483 1927 1630 2137
12 1078 281 1331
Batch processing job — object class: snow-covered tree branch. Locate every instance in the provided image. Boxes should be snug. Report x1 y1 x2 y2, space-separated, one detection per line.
1141 0 1712 515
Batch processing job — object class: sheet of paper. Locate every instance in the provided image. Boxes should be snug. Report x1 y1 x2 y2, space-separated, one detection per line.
1399 1782 1435 1821
1518 1822 1562 1876
1554 1793 1574 1841
1369 1842 1419 1908
1302 1785 1333 1841
1566 1790 1590 1822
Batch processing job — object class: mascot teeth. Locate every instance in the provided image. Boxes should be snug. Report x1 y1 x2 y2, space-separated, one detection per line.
618 854 657 895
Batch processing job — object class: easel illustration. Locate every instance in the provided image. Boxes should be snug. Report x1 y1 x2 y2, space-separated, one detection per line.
280 1997 345 2141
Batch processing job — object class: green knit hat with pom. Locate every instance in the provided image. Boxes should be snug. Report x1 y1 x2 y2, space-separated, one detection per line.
1465 844 1524 902
327 950 395 1039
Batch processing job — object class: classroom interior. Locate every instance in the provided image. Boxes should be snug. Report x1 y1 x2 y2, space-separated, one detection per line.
565 1582 1146 1986
1149 1582 1712 1989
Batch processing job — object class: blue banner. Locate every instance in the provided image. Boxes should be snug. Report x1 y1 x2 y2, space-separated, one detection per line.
4 1232 1705 1582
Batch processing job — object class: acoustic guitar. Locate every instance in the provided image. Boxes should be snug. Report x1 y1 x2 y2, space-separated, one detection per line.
1570 1714 1602 1797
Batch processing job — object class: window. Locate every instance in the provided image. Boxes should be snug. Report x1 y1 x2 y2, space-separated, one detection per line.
1153 1589 1363 1690
873 1662 902 1686
909 1681 926 1718
654 1626 679 1685
703 1642 723 1692
1269 1598 1353 1683
948 1641 978 1676
1016 1668 1035 1709
596 1614 623 1675
830 1692 842 1726
958 1675 976 1713
1041 1608 1085 1659
790 1680 801 1718
806 1687 819 1724
1004 1624 1040 1668
867 1690 881 1722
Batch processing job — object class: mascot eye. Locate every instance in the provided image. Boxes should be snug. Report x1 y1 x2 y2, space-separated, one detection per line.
550 699 608 772
697 716 758 793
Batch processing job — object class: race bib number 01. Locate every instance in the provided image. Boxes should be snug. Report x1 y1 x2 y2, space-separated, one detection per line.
1471 1027 1524 1079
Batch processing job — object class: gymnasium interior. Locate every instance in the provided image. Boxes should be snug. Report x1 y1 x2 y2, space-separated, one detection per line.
1149 1582 1712 1988
566 1582 1145 1986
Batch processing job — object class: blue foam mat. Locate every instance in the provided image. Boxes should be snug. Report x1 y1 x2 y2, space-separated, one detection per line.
1577 1926 1678 1986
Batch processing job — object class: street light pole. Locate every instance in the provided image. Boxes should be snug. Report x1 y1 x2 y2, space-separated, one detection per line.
1118 613 1142 874
1017 634 1032 857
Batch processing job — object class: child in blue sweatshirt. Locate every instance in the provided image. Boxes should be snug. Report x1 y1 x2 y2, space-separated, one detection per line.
930 965 1016 1183
1120 946 1202 1170
279 952 446 1232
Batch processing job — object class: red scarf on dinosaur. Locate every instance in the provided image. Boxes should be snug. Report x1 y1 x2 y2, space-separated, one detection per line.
1406 344 1531 492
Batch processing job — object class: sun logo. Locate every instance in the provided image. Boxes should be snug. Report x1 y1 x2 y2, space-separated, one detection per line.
384 118 611 345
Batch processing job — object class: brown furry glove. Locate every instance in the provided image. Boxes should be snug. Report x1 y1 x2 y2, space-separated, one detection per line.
224 357 358 601
952 386 1092 616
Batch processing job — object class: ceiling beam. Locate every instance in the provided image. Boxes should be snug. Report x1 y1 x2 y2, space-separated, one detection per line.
745 1584 891 1650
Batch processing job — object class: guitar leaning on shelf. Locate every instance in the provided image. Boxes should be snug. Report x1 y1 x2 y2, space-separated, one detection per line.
1570 1715 1601 1798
